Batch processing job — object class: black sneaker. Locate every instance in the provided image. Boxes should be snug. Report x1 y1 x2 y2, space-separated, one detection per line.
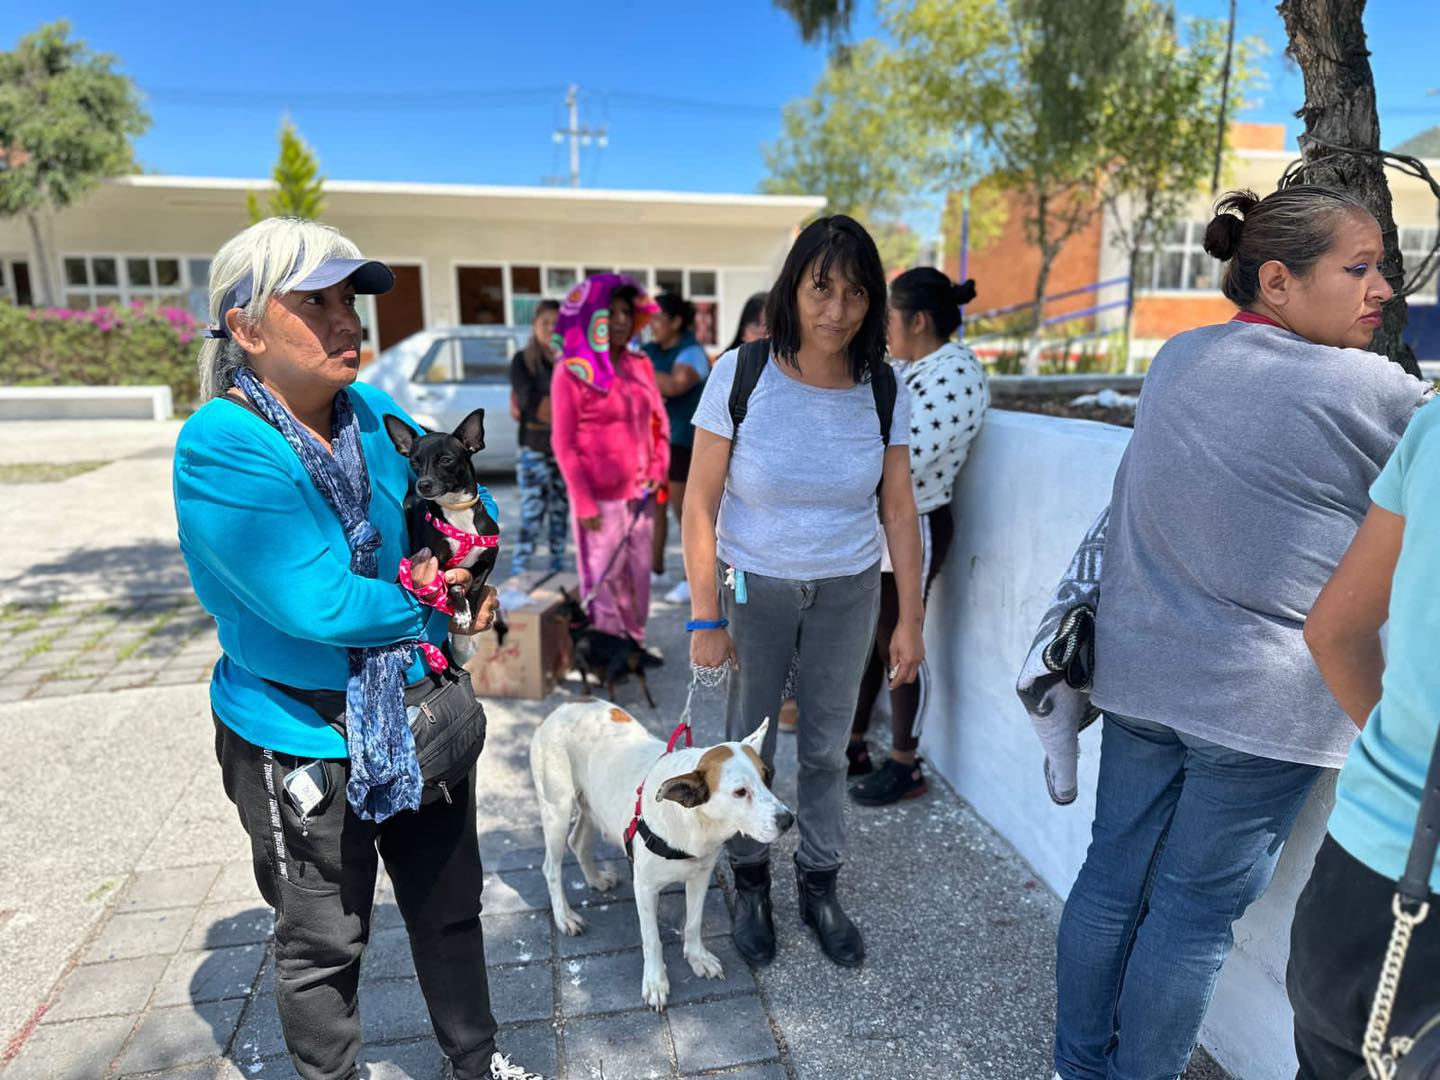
845 740 874 777
850 757 927 806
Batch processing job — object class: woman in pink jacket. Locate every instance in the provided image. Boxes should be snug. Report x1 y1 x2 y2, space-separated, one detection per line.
550 274 670 643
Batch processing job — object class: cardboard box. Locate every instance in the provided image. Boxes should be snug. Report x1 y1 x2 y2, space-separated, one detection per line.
462 571 576 700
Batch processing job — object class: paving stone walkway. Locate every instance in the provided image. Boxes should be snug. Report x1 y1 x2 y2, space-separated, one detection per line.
0 465 1230 1080
0 596 220 704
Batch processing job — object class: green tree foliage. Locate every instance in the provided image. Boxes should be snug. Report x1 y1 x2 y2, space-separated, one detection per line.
1100 4 1264 362
247 119 325 224
768 0 1260 370
0 21 149 306
760 37 939 268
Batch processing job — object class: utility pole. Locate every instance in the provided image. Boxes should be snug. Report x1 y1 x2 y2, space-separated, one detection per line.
552 84 608 188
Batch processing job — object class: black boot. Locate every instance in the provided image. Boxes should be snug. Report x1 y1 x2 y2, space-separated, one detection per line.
731 860 776 965
795 857 865 967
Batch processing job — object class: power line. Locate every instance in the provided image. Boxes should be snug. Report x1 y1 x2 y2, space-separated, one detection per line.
140 83 781 118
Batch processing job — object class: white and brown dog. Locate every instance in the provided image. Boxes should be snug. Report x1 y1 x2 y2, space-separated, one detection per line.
530 700 794 1010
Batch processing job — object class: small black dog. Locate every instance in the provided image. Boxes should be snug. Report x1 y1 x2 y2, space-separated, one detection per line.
555 588 662 707
383 409 502 637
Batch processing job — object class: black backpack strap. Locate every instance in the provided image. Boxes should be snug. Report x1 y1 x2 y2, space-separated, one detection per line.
727 338 771 441
870 361 897 447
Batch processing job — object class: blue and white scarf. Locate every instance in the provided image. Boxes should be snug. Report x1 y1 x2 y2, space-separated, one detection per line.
233 368 424 821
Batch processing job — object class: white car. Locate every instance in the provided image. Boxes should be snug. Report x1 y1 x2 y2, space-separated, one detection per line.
358 325 525 473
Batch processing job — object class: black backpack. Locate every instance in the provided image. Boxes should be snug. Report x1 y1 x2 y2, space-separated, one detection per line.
727 338 897 448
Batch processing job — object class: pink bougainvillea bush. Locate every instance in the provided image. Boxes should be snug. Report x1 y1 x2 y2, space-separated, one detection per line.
0 301 201 410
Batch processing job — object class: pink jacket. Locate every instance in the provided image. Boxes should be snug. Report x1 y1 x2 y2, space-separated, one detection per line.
550 351 670 519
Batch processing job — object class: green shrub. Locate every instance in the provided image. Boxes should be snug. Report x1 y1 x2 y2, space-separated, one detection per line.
0 300 200 410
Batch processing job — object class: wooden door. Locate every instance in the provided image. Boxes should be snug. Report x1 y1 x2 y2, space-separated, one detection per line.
375 263 425 351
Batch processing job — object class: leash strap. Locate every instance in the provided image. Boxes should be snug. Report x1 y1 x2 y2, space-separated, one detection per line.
579 489 654 608
399 557 456 616
622 667 722 862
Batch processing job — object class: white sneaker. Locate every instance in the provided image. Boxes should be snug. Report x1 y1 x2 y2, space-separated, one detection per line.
489 1052 544 1079
664 579 691 603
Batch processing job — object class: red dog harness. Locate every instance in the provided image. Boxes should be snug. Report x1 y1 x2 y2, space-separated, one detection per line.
623 720 696 862
425 511 500 569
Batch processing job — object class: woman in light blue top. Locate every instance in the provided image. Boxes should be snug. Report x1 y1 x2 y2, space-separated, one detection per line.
1290 397 1440 1078
174 218 538 1080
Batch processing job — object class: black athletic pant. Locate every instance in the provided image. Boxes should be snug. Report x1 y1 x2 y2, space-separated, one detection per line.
216 716 498 1080
1287 834 1440 1079
853 505 955 753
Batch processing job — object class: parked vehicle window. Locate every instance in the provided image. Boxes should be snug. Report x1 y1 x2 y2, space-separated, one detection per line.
416 336 513 385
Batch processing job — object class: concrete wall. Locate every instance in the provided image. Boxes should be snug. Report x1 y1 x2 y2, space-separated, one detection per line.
925 409 1331 1080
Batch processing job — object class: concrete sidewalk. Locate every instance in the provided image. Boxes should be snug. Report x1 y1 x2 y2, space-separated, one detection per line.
0 429 1228 1079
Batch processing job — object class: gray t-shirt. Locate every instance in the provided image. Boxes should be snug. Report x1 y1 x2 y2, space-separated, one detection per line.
692 348 911 581
1092 319 1432 768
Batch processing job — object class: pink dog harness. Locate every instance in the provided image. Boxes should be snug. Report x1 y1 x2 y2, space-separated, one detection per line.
623 720 695 862
425 511 500 569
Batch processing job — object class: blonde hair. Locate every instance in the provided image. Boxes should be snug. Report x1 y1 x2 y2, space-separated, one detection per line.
197 217 364 400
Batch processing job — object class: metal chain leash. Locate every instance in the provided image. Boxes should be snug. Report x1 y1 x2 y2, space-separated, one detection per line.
677 662 730 731
1362 894 1432 1079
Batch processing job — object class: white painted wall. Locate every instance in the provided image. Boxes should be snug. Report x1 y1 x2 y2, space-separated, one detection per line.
925 409 1332 1080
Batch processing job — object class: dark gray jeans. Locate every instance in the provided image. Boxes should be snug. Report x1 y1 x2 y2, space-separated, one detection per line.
720 561 881 871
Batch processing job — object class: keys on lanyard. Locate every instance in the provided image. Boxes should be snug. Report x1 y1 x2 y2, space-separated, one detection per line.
724 565 748 604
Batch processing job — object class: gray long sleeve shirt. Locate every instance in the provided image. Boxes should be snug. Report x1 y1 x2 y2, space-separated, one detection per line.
1091 319 1432 768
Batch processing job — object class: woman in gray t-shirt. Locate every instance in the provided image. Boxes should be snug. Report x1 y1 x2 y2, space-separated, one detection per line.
1054 187 1432 1080
682 215 923 971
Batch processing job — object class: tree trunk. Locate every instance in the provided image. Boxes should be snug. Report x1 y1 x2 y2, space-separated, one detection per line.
1026 191 1053 376
1278 0 1419 377
24 210 54 308
1124 244 1140 374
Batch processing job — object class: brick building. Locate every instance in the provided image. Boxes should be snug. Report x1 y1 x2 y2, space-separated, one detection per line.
953 123 1440 360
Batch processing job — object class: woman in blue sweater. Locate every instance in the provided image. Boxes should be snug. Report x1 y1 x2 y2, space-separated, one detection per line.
174 218 539 1080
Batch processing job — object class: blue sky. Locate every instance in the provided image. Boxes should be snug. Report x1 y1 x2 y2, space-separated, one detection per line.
4 0 1437 197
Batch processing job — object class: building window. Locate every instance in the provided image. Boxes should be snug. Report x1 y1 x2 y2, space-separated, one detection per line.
61 253 211 317
1400 227 1439 288
687 269 720 344
1135 221 1216 293
545 267 578 297
510 265 544 327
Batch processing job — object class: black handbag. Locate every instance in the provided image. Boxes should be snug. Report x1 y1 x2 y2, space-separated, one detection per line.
267 661 487 807
1357 725 1440 1079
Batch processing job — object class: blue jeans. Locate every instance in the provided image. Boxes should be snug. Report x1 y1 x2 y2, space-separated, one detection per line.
511 448 568 576
1054 714 1320 1080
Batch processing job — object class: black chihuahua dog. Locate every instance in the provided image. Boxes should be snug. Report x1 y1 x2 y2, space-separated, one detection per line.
383 409 504 640
555 588 661 708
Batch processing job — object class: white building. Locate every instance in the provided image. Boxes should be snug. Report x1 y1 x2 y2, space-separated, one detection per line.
0 176 824 358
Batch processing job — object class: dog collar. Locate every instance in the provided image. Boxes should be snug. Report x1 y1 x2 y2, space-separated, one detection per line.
424 510 500 569
439 492 481 511
623 720 696 863
626 818 695 862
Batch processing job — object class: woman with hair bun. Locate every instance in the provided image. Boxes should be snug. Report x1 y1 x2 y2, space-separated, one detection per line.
1053 187 1432 1080
847 269 988 806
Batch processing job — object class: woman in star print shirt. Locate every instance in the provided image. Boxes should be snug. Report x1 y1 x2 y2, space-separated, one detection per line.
848 268 988 806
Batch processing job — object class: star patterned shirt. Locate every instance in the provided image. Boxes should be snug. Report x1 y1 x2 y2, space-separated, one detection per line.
897 341 989 514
